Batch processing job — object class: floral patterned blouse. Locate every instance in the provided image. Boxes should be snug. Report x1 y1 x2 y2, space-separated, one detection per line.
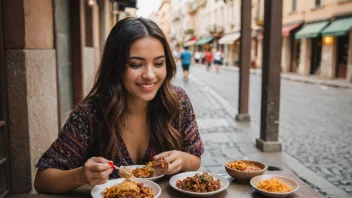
36 86 204 178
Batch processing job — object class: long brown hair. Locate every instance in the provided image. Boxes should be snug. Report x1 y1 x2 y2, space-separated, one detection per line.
83 17 181 160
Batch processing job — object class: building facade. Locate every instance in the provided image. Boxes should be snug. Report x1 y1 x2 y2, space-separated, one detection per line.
150 0 172 42
282 0 352 81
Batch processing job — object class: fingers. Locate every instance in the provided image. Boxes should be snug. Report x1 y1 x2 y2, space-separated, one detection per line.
87 157 111 172
90 157 109 163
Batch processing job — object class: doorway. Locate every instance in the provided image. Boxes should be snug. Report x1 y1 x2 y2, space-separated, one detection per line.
335 35 348 78
310 37 322 75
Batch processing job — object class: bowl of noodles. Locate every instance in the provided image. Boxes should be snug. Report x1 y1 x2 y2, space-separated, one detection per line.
225 160 267 181
250 175 299 197
91 178 161 198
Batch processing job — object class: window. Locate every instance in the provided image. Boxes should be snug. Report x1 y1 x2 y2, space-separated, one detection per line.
315 0 322 6
292 0 297 11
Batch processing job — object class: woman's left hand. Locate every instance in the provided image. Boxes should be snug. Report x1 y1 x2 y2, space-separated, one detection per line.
153 150 186 175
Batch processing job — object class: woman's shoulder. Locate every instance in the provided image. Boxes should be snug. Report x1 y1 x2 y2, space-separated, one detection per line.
172 85 191 106
70 97 100 120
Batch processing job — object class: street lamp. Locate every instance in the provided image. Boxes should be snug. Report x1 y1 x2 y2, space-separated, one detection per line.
88 0 96 6
323 36 334 46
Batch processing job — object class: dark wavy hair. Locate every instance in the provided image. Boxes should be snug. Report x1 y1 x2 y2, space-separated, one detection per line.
83 17 181 160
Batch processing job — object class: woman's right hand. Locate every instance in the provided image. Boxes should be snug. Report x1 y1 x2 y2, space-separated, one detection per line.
81 157 113 186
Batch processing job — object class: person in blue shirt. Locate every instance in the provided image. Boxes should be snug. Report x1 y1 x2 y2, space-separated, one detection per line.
179 46 193 82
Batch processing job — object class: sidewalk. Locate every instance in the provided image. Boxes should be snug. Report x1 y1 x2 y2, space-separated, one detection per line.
222 66 352 89
173 68 351 198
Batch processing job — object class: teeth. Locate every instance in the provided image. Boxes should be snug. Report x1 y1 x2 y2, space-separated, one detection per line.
138 83 155 88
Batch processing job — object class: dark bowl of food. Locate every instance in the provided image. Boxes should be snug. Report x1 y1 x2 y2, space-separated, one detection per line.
225 160 267 182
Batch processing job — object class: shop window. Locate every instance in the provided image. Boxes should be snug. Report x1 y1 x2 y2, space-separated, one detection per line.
292 0 297 11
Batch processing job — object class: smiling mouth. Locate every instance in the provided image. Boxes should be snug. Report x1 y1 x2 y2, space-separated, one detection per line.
136 82 157 89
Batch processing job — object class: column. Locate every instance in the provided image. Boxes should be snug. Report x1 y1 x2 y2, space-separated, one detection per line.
256 36 263 68
3 0 58 193
281 36 291 73
236 0 251 122
256 0 282 152
298 38 311 75
320 37 337 79
347 31 352 81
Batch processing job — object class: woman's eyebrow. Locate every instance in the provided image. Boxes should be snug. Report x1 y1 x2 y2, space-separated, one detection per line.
128 55 165 61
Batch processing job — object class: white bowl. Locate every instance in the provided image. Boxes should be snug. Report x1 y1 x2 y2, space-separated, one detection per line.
169 171 229 197
121 165 165 181
91 178 161 198
250 175 299 197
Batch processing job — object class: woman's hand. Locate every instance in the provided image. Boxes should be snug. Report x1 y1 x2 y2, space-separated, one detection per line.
81 157 113 186
153 150 189 175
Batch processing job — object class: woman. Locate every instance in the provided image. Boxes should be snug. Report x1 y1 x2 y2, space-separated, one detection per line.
34 17 204 193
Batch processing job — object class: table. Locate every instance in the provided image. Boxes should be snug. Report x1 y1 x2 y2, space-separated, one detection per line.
10 171 323 198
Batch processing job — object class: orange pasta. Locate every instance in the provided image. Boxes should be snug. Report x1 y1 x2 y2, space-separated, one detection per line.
256 178 292 193
103 179 153 198
226 161 261 171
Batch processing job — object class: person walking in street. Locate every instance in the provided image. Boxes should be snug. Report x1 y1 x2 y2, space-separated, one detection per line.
214 48 223 73
194 50 201 66
34 17 203 194
180 46 193 82
205 49 213 72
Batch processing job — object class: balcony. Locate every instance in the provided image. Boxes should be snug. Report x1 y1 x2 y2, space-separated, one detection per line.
187 2 198 14
207 24 225 37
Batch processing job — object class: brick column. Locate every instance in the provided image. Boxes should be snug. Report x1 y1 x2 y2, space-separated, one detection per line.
3 0 58 193
298 38 311 76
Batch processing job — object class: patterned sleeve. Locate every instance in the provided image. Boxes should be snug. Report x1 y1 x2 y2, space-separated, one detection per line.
176 87 204 157
36 101 97 170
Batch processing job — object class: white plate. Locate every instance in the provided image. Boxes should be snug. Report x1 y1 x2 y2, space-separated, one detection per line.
169 171 229 197
250 175 299 198
91 178 161 198
122 165 165 181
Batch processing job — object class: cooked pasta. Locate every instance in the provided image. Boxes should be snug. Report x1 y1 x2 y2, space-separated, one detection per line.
226 161 261 171
132 162 154 178
256 178 292 193
176 172 221 192
103 179 153 198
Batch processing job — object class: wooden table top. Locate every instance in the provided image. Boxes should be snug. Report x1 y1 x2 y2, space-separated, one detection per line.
10 171 323 198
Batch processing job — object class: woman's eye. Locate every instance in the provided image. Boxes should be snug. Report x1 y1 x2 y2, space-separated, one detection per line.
155 62 164 67
129 63 142 68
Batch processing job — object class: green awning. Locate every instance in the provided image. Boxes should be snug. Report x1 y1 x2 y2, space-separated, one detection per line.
322 17 352 36
295 21 329 39
196 37 213 45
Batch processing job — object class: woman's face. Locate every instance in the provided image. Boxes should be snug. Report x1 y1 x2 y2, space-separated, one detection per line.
123 36 167 103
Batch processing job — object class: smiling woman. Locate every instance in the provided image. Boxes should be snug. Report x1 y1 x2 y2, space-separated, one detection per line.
33 17 204 194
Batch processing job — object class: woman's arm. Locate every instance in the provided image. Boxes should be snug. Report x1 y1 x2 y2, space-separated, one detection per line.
34 167 86 194
34 157 113 194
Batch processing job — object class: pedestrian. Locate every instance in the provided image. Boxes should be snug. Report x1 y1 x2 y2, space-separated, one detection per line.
34 17 204 194
194 50 201 65
205 49 213 72
214 48 223 73
179 46 193 82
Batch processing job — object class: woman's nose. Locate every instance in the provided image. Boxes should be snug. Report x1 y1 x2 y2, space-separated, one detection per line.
142 66 156 79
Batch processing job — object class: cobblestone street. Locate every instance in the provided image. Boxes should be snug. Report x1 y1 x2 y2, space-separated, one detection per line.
173 65 352 198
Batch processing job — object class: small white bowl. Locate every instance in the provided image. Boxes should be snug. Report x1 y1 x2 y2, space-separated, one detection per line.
250 175 299 198
91 178 161 198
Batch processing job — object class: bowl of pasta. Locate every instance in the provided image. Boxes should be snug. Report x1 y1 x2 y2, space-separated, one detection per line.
250 175 299 197
225 160 267 181
91 178 161 198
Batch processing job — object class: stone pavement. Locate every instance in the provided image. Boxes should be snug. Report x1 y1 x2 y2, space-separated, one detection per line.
222 66 352 89
172 66 351 198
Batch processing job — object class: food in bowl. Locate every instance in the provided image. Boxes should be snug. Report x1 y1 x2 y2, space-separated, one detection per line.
256 178 292 193
176 172 221 192
226 160 261 171
103 179 153 198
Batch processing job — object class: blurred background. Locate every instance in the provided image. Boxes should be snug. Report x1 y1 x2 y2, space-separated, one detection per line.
0 0 352 197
